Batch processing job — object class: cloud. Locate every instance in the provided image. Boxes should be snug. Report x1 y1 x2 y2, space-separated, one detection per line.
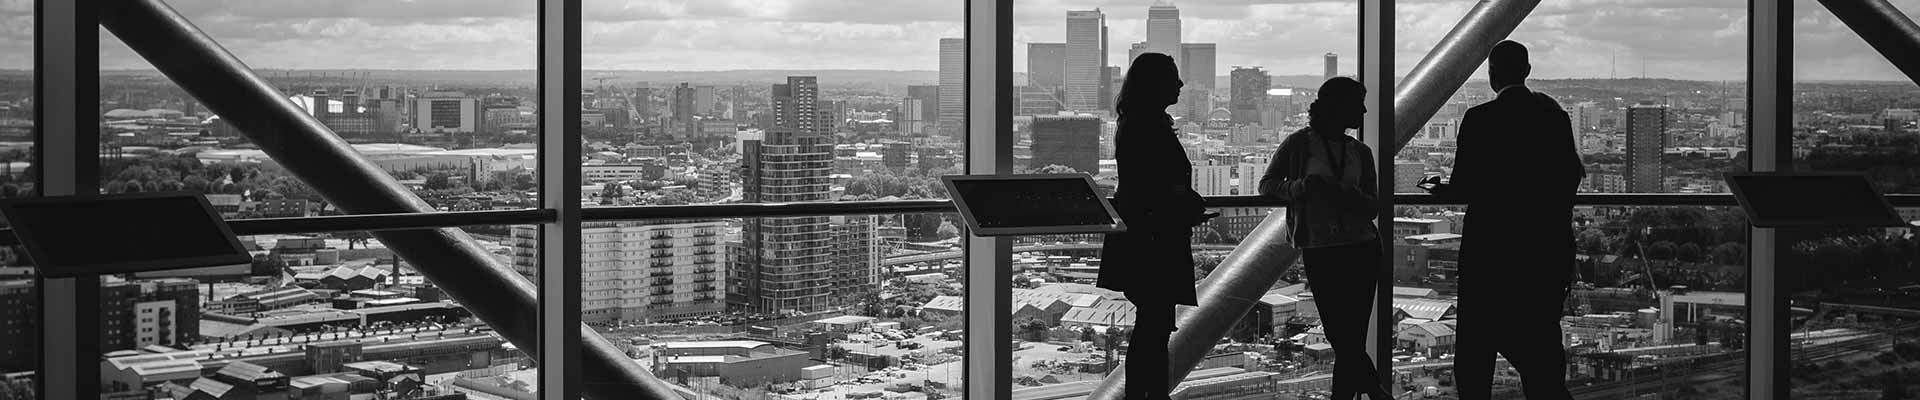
0 0 1903 83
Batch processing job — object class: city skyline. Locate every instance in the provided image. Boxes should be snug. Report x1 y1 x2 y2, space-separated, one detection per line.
4 0 1903 80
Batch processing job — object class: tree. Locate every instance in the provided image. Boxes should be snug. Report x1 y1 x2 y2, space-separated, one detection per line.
424 174 453 190
935 220 961 240
1578 228 1611 254
1712 242 1748 265
1678 243 1705 263
1649 241 1678 261
1814 244 1864 293
1031 164 1081 175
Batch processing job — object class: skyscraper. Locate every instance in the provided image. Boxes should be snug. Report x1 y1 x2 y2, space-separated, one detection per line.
1031 114 1101 174
1065 10 1107 112
1230 67 1271 124
907 85 940 124
694 85 718 115
671 83 697 139
1324 52 1339 81
939 38 967 140
734 76 844 313
1147 2 1182 70
1028 43 1067 89
1180 43 1217 121
1181 43 1217 90
1625 103 1668 193
1127 42 1149 67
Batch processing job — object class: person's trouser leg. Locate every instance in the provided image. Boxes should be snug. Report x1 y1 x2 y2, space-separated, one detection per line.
1453 276 1494 400
1125 299 1173 398
1306 240 1382 398
1504 286 1573 400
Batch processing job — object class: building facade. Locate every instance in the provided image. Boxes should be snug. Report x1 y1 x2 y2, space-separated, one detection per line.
1030 114 1101 174
1064 10 1108 113
1625 103 1668 193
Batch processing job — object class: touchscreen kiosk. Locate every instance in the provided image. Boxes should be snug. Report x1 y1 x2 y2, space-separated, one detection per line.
0 192 252 278
941 174 1126 236
1726 172 1907 228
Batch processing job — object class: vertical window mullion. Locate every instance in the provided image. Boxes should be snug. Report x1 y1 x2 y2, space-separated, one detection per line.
538 0 582 399
1748 1 1790 399
1359 0 1395 388
36 0 99 398
964 0 1013 398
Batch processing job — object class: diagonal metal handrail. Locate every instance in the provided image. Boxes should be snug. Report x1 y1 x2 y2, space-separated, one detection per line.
96 0 678 398
1085 1 1539 398
1819 0 1920 86
1391 0 1543 155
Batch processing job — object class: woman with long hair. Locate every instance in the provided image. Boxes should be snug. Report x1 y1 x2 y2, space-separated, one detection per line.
1257 77 1391 400
1096 52 1209 400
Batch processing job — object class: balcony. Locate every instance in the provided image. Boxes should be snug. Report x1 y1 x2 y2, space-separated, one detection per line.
650 252 672 259
694 249 717 255
650 298 673 305
694 294 715 301
696 285 717 292
650 233 673 240
694 267 716 274
651 278 674 286
694 240 718 247
648 271 672 277
650 261 672 268
650 288 673 296
694 231 718 238
649 243 673 249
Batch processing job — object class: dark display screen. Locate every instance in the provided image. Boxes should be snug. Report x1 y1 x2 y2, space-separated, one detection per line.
2 194 249 275
949 177 1116 229
1731 174 1905 227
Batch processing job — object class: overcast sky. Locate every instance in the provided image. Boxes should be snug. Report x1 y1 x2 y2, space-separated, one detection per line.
0 0 1908 81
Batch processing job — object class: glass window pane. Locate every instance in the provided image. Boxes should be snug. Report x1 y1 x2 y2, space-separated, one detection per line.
581 0 964 206
98 228 537 399
1 1 32 398
97 2 539 216
561 214 965 398
1384 205 1750 399
1396 1 1749 194
1011 0 1355 394
1781 211 1920 398
1006 206 1279 396
1792 0 1920 194
1791 3 1920 396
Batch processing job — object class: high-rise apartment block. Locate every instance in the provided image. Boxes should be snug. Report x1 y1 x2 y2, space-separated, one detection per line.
1192 160 1233 196
511 221 728 322
732 77 847 314
1625 102 1668 193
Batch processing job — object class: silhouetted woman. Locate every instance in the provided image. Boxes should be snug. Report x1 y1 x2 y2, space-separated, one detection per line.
1097 52 1208 400
1257 77 1391 400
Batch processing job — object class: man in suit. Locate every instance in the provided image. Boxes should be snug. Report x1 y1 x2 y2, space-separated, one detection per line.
1422 40 1584 400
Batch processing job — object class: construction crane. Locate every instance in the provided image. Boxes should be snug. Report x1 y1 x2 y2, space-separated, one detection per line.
592 76 616 92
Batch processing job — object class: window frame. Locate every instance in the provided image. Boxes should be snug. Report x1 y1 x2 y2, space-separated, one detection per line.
27 1 1920 399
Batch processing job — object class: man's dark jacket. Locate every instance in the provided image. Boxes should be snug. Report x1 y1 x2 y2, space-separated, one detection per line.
1435 86 1585 285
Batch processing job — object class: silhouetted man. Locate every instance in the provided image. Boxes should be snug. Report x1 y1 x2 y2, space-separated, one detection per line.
1422 40 1583 400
